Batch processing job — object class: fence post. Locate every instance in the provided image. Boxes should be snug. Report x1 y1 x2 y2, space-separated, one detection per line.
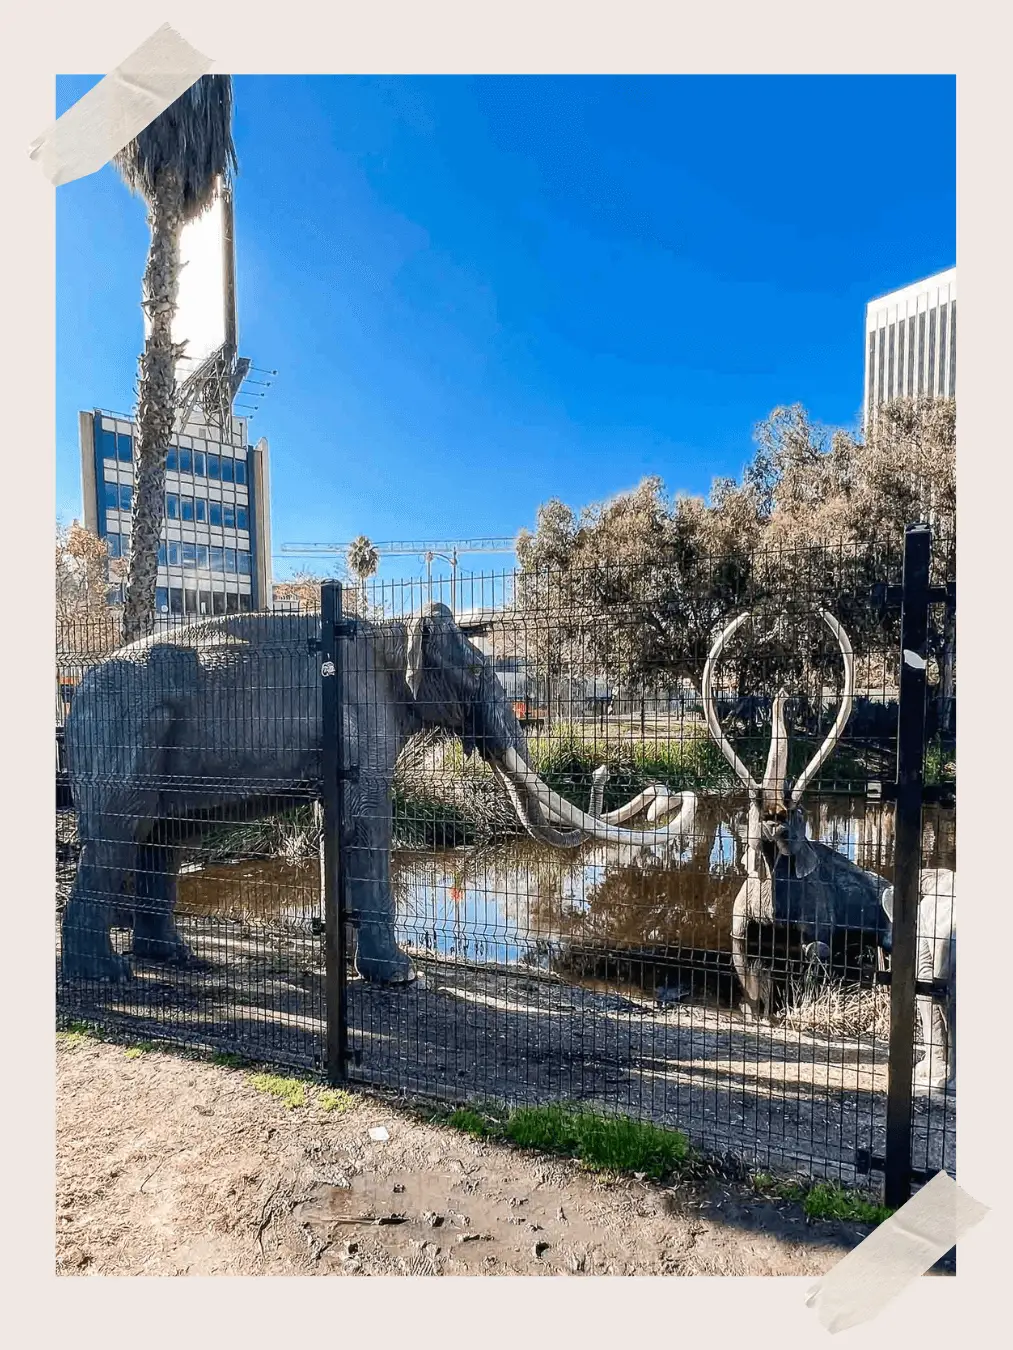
884 523 931 1208
320 581 348 1086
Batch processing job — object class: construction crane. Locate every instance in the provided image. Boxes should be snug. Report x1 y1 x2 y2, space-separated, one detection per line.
278 538 519 613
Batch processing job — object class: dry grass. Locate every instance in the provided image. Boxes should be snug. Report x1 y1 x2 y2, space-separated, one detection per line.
781 972 891 1041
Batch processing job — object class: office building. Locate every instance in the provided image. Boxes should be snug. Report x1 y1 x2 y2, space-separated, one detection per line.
864 267 956 425
77 182 274 619
79 404 272 618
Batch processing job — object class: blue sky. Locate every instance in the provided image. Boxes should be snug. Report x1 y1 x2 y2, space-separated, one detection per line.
56 75 955 585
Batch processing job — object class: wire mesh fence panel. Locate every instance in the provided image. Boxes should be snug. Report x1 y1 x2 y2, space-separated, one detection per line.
330 533 955 1188
56 607 329 1072
55 526 955 1191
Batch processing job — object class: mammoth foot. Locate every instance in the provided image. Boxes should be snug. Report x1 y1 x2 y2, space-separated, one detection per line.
60 948 132 984
354 948 417 986
131 934 201 967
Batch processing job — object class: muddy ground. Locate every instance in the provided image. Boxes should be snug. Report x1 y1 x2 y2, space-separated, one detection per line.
57 1034 916 1278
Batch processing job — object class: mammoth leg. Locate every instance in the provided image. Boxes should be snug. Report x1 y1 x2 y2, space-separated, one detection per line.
346 789 414 985
61 799 133 983
131 837 195 965
914 922 955 1092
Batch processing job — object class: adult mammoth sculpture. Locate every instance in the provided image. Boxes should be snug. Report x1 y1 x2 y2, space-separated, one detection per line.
881 868 956 1092
61 602 695 984
702 609 892 1020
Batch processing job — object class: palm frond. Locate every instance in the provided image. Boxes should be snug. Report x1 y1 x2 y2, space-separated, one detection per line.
114 74 238 219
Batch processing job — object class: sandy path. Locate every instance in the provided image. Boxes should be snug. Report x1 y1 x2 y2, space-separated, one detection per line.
57 1035 894 1278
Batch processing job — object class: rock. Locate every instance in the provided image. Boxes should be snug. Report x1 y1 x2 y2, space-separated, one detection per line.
423 1212 444 1228
556 1207 567 1222
532 1241 550 1260
655 982 690 1007
374 1213 406 1225
369 1126 389 1142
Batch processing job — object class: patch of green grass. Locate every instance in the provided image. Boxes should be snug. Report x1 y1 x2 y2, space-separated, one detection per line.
56 1028 90 1049
210 1051 247 1069
802 1181 894 1226
444 1107 495 1138
503 1105 690 1179
249 1072 307 1109
317 1088 355 1113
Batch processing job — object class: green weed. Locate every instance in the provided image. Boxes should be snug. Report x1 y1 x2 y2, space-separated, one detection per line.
802 1181 894 1225
249 1072 307 1109
317 1088 355 1113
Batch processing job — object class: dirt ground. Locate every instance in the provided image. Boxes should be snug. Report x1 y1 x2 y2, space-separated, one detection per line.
58 1034 905 1278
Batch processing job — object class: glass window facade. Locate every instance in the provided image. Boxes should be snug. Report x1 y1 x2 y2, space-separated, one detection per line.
99 427 118 460
179 447 192 474
225 548 237 573
118 484 132 511
194 451 205 477
235 458 247 485
238 550 252 575
223 505 236 529
221 457 234 483
166 493 179 520
167 447 178 472
104 481 118 510
208 453 220 480
181 497 195 522
117 433 133 463
209 503 223 527
211 546 225 571
237 506 248 530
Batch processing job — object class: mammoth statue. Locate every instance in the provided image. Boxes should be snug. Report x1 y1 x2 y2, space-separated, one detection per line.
881 867 956 1092
702 608 893 1020
61 602 695 985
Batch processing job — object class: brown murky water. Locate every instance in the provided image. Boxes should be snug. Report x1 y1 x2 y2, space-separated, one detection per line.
177 796 955 973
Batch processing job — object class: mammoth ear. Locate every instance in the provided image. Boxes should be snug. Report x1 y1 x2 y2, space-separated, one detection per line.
404 615 426 699
793 838 819 879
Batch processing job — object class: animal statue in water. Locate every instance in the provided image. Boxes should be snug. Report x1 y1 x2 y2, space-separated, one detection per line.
701 609 893 1021
881 867 956 1092
61 603 697 984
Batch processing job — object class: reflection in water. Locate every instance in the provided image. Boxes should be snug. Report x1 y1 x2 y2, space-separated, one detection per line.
178 797 955 983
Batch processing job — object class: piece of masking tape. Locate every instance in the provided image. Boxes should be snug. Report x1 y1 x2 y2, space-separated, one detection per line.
805 1171 989 1334
28 23 212 186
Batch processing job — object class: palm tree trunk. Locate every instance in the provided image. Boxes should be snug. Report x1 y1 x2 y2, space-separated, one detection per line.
121 168 184 645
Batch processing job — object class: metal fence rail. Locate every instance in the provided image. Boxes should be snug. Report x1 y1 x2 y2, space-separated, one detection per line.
56 526 956 1197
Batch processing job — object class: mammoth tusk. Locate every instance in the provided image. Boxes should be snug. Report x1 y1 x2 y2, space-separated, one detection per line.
500 748 698 847
701 611 760 792
788 609 855 803
490 760 584 849
761 689 791 806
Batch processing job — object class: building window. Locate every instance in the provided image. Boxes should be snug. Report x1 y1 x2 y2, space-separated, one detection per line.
194 451 205 477
208 453 221 480
876 325 884 405
179 447 192 474
195 498 207 523
158 543 167 565
238 550 252 575
104 481 119 510
927 307 937 397
226 592 239 613
897 320 906 397
167 447 178 472
938 303 948 395
949 301 956 397
209 503 223 527
211 545 225 572
183 543 197 568
199 589 213 616
106 532 121 559
184 588 199 615
239 593 253 612
221 457 235 484
907 316 916 396
235 458 248 486
237 506 249 531
181 497 195 523
117 433 133 463
169 587 183 615
166 493 179 520
168 542 181 567
223 504 236 529
225 548 237 573
156 587 169 614
917 312 926 395
99 427 118 460
887 324 895 400
197 544 209 568
213 591 227 615
119 484 132 511
866 331 875 422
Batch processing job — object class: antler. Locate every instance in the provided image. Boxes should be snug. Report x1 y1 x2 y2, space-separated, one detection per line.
701 611 760 793
788 609 855 803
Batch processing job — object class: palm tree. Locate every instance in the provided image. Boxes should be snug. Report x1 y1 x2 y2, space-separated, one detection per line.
114 75 238 643
346 536 380 614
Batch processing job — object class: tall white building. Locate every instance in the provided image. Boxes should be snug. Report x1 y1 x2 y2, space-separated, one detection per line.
864 267 956 425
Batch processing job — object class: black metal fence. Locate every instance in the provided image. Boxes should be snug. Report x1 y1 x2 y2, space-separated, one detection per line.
56 525 955 1200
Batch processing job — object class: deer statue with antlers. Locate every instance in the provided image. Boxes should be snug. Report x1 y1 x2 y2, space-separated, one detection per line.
702 608 893 1021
